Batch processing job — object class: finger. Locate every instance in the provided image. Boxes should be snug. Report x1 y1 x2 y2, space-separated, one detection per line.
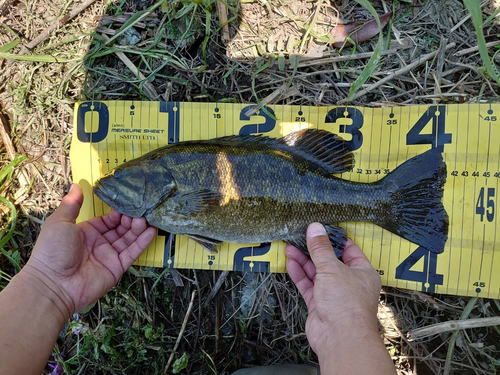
111 218 151 253
119 217 147 246
119 227 156 269
116 215 133 237
48 184 84 224
285 244 317 281
286 258 315 311
306 223 341 273
342 239 374 270
102 228 120 245
86 210 122 234
130 217 148 236
101 210 122 230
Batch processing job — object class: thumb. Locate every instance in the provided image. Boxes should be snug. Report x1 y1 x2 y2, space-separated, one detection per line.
342 239 375 270
306 223 341 272
49 184 84 224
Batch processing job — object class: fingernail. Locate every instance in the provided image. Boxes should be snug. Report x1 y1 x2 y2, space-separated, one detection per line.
308 223 326 237
69 184 75 193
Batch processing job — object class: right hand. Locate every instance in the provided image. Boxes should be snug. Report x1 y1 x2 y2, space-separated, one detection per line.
286 223 382 355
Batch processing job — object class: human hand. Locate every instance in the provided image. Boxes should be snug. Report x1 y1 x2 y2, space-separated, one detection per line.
286 223 382 356
22 184 156 319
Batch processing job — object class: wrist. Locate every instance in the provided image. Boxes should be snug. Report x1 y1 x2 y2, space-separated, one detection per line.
314 312 380 359
16 264 74 322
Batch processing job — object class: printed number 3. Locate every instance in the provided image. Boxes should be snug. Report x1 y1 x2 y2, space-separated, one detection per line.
324 107 364 150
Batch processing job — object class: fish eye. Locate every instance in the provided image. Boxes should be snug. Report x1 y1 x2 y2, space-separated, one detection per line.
113 170 122 179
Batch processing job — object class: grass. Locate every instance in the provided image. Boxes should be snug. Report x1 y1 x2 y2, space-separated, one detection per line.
1 0 500 374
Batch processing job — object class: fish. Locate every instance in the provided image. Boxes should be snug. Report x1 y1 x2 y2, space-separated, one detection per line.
93 129 449 256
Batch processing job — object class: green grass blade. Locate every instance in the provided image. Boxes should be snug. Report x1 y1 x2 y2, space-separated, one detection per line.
0 154 27 190
463 0 500 85
0 52 69 62
346 0 384 101
0 38 21 53
0 196 21 271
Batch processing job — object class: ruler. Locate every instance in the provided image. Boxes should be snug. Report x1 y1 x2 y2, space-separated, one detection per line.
70 101 500 298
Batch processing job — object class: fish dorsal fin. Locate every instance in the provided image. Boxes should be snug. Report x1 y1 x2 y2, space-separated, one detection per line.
213 134 275 144
279 129 354 174
214 129 354 174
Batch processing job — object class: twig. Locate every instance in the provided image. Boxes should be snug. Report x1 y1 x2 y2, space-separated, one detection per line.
0 108 30 188
410 314 500 339
297 47 407 68
216 0 230 44
204 270 230 307
410 300 500 339
454 40 500 57
433 36 448 101
163 289 196 375
338 42 456 103
244 83 300 117
18 0 97 54
100 34 159 100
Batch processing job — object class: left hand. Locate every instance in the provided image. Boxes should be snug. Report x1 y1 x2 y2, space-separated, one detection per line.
23 184 156 319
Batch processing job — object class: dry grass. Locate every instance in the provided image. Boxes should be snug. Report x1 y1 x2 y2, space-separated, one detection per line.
1 0 500 374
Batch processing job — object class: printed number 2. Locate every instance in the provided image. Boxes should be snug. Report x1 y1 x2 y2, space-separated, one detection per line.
395 247 443 293
476 187 495 222
406 105 452 152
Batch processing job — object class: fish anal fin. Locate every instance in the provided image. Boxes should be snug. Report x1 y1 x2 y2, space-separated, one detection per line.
286 237 309 256
184 234 222 253
280 129 354 174
286 224 347 259
176 190 222 215
324 225 348 258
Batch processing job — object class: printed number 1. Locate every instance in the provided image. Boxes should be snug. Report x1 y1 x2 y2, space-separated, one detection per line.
476 187 495 222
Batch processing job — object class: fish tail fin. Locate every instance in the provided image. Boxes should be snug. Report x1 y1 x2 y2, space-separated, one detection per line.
376 149 449 253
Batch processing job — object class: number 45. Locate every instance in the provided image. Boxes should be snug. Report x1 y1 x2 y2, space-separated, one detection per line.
476 187 495 222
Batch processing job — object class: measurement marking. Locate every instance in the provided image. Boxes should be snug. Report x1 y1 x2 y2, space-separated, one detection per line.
478 113 492 281
366 108 374 262
448 109 459 293
461 104 471 292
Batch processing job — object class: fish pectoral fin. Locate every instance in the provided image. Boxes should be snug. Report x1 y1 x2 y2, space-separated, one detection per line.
176 190 222 214
279 129 355 174
184 234 222 253
286 224 347 259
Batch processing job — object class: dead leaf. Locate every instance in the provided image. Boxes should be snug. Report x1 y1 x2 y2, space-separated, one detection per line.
330 11 393 48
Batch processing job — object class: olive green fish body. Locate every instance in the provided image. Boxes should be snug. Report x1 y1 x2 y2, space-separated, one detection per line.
94 129 448 255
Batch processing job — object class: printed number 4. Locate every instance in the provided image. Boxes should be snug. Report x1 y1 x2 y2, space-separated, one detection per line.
395 247 443 293
406 105 452 152
476 187 495 222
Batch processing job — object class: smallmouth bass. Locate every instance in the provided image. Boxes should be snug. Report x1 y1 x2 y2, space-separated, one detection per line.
93 129 449 255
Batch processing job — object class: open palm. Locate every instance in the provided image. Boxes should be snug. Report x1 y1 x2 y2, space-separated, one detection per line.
25 184 156 316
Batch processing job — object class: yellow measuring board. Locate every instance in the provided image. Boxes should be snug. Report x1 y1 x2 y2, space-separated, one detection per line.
70 101 500 298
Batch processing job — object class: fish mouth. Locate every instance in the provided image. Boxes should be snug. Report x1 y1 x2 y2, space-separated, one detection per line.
93 179 117 205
